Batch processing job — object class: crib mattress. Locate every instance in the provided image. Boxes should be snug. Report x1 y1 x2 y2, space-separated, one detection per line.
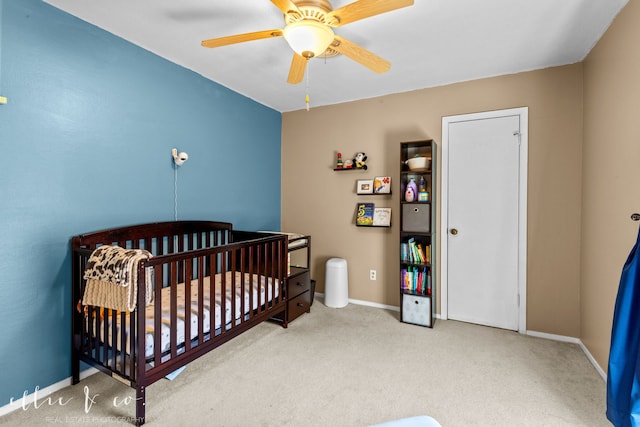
90 271 279 359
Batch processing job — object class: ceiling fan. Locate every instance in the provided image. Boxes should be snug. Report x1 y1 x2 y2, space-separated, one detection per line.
201 0 414 84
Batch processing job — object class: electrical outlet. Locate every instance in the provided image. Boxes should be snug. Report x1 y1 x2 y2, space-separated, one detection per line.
370 270 377 281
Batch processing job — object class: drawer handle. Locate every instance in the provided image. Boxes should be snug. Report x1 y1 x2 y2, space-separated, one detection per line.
414 300 419 305
297 303 305 307
296 281 304 287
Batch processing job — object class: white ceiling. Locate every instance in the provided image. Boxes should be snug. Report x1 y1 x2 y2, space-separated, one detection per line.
44 0 628 113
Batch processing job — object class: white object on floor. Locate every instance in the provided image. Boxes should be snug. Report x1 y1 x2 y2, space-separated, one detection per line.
325 258 348 308
165 366 186 380
369 415 442 427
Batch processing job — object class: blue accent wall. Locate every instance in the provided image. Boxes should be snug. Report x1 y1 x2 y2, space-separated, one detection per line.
0 0 281 406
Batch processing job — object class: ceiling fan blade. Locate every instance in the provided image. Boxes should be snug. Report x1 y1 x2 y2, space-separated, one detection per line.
201 29 283 48
330 35 390 74
327 0 414 27
287 53 307 84
271 0 303 16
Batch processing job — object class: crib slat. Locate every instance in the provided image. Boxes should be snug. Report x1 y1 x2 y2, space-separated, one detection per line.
272 240 278 307
118 311 125 375
197 255 205 344
247 245 254 315
87 306 95 358
175 236 182 284
273 240 279 306
258 244 265 313
221 257 228 330
210 252 219 335
184 257 192 352
240 248 246 322
231 249 240 326
110 309 117 371
128 301 135 380
103 306 109 364
170 260 177 358
153 265 162 366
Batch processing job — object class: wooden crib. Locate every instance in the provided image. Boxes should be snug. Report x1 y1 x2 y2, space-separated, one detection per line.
71 221 288 425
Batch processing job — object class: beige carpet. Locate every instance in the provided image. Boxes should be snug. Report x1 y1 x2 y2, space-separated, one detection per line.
1 301 608 426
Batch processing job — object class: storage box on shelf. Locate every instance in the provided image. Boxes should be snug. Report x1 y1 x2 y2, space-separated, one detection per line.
400 140 436 328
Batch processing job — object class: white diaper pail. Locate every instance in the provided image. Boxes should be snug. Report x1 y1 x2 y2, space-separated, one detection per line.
324 258 348 308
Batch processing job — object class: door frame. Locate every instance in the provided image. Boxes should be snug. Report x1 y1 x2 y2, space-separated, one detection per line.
440 107 528 333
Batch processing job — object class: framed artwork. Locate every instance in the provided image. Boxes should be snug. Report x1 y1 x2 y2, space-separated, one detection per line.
357 179 374 194
373 207 392 227
373 176 392 194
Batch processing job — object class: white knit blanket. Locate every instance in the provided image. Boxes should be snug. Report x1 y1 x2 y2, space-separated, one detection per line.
82 245 153 312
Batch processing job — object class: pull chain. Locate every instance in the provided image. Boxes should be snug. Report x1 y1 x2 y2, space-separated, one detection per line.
305 60 310 111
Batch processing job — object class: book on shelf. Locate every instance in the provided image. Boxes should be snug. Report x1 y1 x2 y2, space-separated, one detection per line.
401 266 430 295
373 176 392 194
417 244 425 263
372 207 391 226
356 203 375 226
401 243 410 262
403 238 428 264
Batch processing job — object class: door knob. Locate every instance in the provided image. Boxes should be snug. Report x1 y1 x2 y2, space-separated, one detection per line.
450 228 458 235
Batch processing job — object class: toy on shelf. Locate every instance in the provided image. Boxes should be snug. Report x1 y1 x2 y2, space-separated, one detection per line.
333 151 365 170
353 152 367 170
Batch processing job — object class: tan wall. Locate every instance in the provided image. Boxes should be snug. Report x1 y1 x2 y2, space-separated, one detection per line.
582 0 640 371
282 64 583 337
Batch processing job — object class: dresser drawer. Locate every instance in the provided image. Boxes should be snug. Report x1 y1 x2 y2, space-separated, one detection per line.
287 270 310 299
288 290 311 322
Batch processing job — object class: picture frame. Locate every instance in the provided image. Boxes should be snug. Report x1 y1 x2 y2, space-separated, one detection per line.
357 179 374 194
373 207 392 227
373 176 392 194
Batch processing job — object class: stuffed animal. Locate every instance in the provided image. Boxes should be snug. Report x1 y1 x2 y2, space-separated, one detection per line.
353 152 367 170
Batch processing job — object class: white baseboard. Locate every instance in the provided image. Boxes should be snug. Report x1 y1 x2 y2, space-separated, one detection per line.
527 330 606 381
0 368 98 418
578 341 607 381
526 329 582 344
348 297 400 312
316 292 401 312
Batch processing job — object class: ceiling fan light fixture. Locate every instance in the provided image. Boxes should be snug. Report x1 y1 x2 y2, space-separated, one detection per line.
283 20 334 59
